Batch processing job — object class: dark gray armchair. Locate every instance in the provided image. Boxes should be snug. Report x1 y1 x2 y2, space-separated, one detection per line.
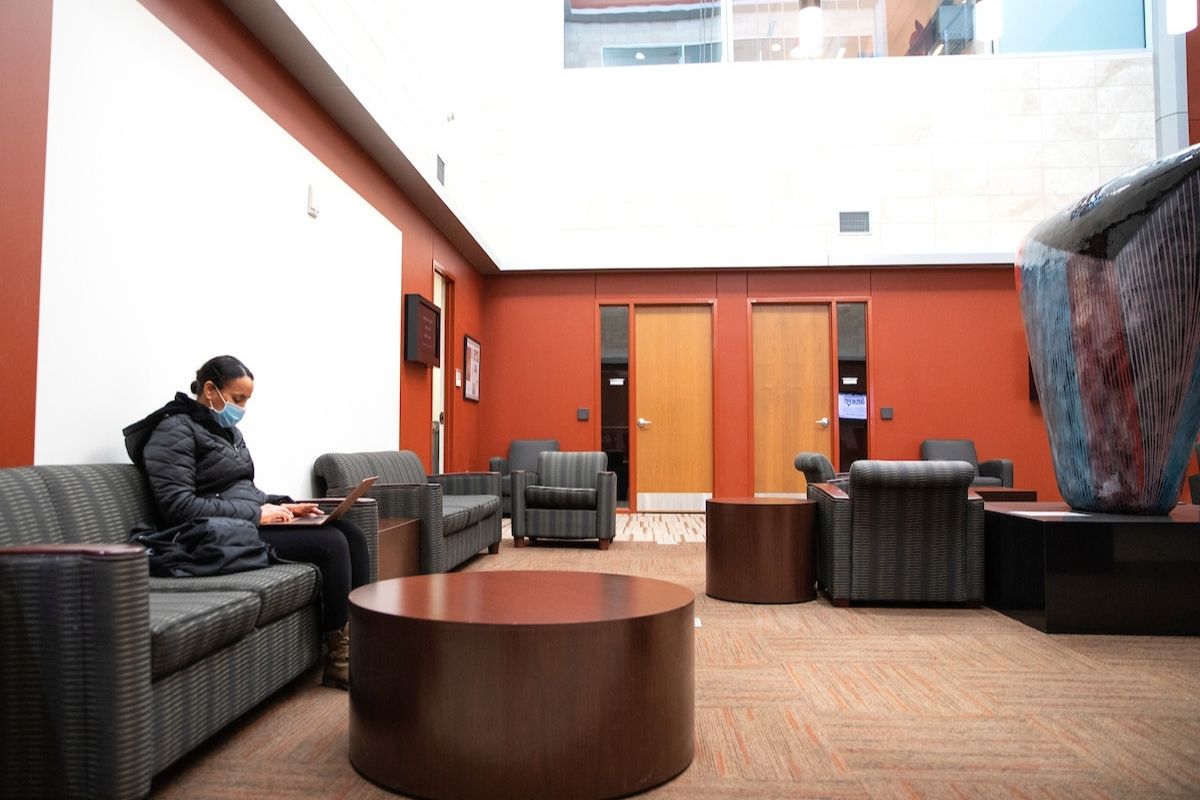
808 460 983 605
920 439 1013 487
511 451 617 550
489 439 559 516
314 450 500 574
794 452 848 497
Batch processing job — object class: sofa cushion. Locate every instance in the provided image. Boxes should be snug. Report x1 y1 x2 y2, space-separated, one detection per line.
0 467 67 547
500 474 512 498
38 464 160 545
526 486 598 510
442 495 501 535
149 563 318 626
148 590 261 679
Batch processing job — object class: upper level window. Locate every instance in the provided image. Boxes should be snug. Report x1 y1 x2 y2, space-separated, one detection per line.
566 0 1147 68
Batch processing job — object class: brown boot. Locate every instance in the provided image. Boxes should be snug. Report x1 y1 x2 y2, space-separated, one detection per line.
321 624 350 690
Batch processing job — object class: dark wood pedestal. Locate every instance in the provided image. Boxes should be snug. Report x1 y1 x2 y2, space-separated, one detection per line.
377 516 419 580
984 502 1200 634
705 497 817 603
972 487 1038 503
348 571 695 800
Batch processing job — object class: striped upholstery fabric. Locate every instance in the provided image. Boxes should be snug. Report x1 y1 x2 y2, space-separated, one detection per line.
538 451 607 488
525 486 597 509
808 460 983 604
148 591 261 679
38 464 160 544
0 548 154 799
0 462 371 797
0 467 67 547
512 452 618 543
148 563 318 627
489 439 559 515
794 452 836 484
312 450 426 493
150 607 319 775
313 450 502 573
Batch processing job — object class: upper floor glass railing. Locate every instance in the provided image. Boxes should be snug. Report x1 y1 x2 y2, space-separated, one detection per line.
564 0 1148 68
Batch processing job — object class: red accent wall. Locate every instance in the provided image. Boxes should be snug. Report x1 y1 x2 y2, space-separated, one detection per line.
0 0 53 467
482 268 1061 503
481 274 599 468
138 0 482 473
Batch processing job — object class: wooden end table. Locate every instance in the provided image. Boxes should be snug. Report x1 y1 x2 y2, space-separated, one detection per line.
377 517 420 580
705 497 817 603
348 571 695 799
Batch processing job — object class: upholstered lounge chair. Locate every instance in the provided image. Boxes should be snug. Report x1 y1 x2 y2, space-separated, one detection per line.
920 439 1013 487
807 459 983 605
511 451 617 549
314 450 500 574
489 439 559 516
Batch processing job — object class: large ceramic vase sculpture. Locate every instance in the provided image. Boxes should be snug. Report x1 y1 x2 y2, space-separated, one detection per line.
1017 144 1200 515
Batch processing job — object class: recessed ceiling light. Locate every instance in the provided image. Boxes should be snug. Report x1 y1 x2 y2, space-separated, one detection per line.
634 51 645 60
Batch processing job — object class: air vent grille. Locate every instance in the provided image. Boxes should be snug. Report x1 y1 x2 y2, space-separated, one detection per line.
436 156 446 186
839 210 870 234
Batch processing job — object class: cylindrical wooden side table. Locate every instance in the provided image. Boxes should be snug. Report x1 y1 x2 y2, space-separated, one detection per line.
706 497 817 603
349 571 695 799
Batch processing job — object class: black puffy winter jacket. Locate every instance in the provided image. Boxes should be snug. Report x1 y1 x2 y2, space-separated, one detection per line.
124 393 284 526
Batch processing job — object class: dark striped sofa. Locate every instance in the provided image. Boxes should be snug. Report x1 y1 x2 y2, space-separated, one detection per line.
0 463 378 799
313 450 501 573
807 459 983 605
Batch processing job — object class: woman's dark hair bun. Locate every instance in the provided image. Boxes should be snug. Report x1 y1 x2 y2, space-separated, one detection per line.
193 355 254 396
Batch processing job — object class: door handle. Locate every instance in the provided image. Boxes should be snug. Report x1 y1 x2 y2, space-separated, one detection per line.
636 417 652 429
816 417 830 428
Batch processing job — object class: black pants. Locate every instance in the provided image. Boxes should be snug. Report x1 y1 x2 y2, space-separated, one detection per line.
260 518 369 632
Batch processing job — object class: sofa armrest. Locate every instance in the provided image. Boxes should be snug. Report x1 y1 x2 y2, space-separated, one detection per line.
0 544 154 799
430 471 501 498
979 459 1014 488
359 483 447 574
807 483 852 601
488 457 509 476
596 471 618 541
510 470 533 538
965 493 985 602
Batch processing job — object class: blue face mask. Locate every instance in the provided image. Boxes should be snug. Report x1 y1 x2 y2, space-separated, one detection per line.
212 388 246 429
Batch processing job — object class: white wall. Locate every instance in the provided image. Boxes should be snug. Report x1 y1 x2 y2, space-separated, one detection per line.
36 0 403 498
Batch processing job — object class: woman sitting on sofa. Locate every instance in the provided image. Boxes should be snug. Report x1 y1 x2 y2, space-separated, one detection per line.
124 354 367 690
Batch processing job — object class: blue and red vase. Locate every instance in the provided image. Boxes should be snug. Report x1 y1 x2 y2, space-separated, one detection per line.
1017 144 1200 514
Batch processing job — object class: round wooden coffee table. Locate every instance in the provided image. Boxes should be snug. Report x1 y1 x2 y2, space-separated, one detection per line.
348 571 695 800
706 497 817 603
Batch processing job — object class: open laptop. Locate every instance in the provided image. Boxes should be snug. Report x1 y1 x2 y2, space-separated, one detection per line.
261 475 379 527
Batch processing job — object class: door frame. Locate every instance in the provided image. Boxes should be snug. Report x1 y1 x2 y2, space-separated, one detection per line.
595 297 717 513
745 296 873 487
433 263 455 474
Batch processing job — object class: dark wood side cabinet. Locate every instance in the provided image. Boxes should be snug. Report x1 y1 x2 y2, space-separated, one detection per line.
349 572 694 799
377 517 420 580
706 497 817 603
984 502 1200 634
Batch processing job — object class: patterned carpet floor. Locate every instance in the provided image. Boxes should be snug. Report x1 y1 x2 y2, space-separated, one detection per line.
151 517 1200 799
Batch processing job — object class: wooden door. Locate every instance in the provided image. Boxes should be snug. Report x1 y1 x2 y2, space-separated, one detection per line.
634 306 713 511
752 304 833 495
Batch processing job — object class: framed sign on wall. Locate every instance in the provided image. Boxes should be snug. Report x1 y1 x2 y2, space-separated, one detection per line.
464 335 481 402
